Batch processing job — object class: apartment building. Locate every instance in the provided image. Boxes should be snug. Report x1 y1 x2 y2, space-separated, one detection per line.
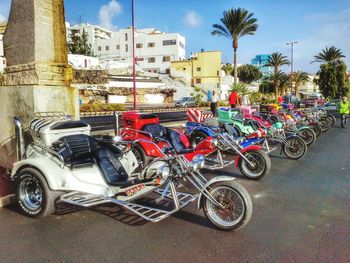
67 23 113 55
95 28 186 74
170 50 222 94
67 23 186 74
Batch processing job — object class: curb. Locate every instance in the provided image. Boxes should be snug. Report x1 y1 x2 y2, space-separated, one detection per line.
0 194 16 208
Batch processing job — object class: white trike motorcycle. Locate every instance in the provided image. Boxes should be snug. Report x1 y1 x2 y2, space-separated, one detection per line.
11 113 252 230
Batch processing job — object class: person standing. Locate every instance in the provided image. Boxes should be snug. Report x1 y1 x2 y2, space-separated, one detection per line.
210 91 219 116
229 90 240 108
339 96 349 128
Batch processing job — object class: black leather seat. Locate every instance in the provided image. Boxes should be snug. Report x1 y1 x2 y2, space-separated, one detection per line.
53 134 132 186
142 123 167 139
95 147 132 186
52 134 97 169
166 129 194 154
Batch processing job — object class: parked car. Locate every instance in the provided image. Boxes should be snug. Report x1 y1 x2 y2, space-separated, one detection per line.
175 97 196 107
303 96 325 107
318 99 340 114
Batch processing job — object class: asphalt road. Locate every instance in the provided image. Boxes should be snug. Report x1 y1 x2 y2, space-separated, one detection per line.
81 111 187 132
0 123 349 263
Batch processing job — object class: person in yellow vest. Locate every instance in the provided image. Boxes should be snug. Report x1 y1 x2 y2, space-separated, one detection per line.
339 96 349 128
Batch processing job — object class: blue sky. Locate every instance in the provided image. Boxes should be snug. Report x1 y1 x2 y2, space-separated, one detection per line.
1 0 350 73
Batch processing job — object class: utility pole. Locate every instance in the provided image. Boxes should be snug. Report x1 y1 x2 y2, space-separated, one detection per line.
286 41 298 95
132 0 137 110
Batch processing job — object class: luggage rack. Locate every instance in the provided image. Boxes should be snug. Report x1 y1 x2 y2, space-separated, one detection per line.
34 112 71 120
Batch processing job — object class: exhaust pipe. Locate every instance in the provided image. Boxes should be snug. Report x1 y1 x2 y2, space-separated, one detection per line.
13 116 26 161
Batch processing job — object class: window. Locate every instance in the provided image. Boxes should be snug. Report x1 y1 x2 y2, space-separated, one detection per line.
125 33 128 41
98 46 101 51
148 57 156 63
183 68 186 71
166 69 170 74
217 70 220 76
148 42 155 47
163 39 177 46
179 42 185 49
163 56 171 62
136 43 143 48
105 45 109 51
136 57 144 61
195 78 201 84
125 44 128 52
116 45 120 50
196 67 201 72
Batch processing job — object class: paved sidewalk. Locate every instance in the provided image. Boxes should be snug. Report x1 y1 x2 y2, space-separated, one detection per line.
0 125 349 263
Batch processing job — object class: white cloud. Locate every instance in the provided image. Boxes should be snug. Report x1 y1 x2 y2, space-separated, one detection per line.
98 0 122 30
184 11 202 28
0 13 5 23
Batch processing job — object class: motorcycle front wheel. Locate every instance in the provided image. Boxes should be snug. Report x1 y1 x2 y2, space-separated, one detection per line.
297 128 316 146
319 118 331 132
203 181 253 231
282 136 307 160
327 114 336 126
238 149 271 180
309 123 322 137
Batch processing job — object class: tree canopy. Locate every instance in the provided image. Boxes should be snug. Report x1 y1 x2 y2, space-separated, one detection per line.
237 64 262 83
317 60 349 99
67 29 94 56
212 8 258 84
312 46 345 64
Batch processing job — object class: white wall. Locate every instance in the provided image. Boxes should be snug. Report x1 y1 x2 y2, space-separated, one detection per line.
95 28 186 74
68 54 99 69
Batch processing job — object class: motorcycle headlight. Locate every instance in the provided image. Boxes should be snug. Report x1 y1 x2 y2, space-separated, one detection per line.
211 138 218 147
156 165 170 179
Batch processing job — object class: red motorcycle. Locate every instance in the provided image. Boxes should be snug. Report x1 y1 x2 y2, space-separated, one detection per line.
120 112 271 180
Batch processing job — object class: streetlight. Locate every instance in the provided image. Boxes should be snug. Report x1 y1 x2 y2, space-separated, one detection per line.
132 0 137 110
286 41 298 95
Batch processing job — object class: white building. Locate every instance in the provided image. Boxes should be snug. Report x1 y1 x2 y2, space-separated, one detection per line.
67 23 113 55
96 28 185 74
67 24 186 75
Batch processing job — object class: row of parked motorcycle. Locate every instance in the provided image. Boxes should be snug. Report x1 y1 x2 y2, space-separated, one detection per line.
10 105 334 231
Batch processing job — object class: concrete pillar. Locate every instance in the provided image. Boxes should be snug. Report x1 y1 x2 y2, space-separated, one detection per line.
0 0 78 202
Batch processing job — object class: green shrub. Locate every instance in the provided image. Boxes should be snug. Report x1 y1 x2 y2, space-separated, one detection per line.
218 101 230 107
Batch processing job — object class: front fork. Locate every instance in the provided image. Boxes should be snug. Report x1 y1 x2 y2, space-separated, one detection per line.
218 134 255 166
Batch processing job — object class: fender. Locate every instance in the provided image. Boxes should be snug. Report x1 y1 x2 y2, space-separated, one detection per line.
235 145 262 167
189 125 216 137
285 133 300 139
297 126 311 132
11 156 112 196
137 140 167 157
197 176 235 210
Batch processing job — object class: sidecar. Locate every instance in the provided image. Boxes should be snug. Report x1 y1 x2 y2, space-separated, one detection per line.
11 114 197 221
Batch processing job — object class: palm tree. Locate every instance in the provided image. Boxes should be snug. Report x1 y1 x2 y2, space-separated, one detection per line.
293 71 310 97
312 46 345 63
212 8 258 85
263 70 286 97
222 63 233 76
278 73 290 96
266 52 290 101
